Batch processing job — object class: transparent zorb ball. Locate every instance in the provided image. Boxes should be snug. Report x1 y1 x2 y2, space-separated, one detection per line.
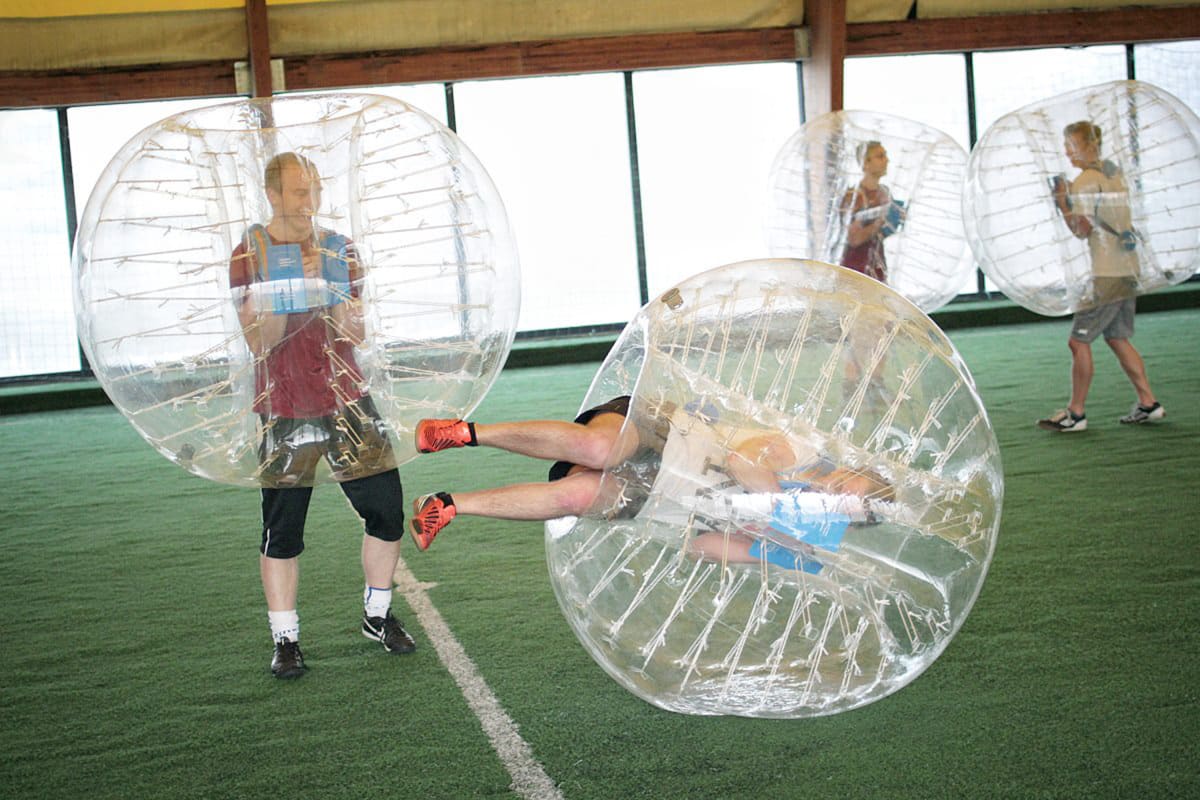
965 80 1200 316
546 259 1002 718
767 110 973 312
73 94 519 486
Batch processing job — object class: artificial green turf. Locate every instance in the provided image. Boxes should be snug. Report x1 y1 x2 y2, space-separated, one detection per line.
1 309 1197 799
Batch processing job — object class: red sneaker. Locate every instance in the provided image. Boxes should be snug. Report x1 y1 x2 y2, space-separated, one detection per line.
410 492 457 550
416 419 473 453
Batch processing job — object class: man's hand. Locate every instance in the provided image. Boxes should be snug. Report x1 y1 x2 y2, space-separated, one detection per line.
300 244 322 278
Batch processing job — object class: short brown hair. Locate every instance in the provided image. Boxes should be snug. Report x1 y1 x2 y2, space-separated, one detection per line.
856 140 883 166
264 152 318 193
1063 121 1102 149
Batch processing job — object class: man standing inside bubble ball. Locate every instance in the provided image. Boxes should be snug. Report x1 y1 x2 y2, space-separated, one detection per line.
230 152 416 679
1038 121 1164 432
403 400 897 574
838 140 903 284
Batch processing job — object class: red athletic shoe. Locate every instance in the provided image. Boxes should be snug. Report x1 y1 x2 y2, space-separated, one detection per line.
415 419 473 453
410 492 457 550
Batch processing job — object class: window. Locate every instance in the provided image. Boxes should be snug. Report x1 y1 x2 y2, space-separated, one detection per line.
845 54 970 150
1133 40 1200 117
969 46 1128 294
68 97 232 230
454 73 641 332
845 53 976 296
972 46 1128 141
632 63 802 298
294 82 449 125
0 110 77 378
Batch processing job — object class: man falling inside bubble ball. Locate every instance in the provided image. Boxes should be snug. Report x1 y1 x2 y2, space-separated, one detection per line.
405 396 897 575
229 152 417 679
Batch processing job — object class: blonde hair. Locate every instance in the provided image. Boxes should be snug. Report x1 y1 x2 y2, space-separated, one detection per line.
1063 121 1102 150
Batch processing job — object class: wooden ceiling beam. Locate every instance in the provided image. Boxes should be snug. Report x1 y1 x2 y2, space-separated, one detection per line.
1 7 1197 110
0 61 234 108
284 27 799 89
0 27 800 109
847 6 1200 56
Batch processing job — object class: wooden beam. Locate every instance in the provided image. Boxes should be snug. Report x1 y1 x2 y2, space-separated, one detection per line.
1 7 1197 110
802 0 846 119
244 0 272 97
0 27 799 109
284 27 800 89
848 6 1200 56
0 61 234 108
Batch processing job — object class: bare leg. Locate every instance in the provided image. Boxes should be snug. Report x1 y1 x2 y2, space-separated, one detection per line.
1068 337 1094 417
362 535 402 589
472 412 631 470
261 555 299 612
690 531 757 563
452 470 602 521
1106 337 1157 407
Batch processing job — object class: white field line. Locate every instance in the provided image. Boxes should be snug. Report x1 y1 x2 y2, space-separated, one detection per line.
393 557 564 800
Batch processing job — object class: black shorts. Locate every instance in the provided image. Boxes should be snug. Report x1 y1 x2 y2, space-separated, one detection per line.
257 397 403 558
260 468 405 559
547 396 631 482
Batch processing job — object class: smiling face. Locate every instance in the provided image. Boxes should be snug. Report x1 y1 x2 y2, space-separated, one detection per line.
267 161 322 241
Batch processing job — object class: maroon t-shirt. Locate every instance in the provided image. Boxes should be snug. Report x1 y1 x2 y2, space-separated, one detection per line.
230 228 366 418
839 185 890 284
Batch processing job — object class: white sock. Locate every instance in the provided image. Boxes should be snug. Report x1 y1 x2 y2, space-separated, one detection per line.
363 586 392 619
268 609 300 644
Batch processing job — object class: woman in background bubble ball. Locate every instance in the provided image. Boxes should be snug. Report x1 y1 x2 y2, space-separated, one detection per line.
839 140 904 283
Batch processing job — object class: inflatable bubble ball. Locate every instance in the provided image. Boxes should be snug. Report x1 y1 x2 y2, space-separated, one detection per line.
545 258 1003 718
766 110 973 313
965 79 1200 317
73 94 520 487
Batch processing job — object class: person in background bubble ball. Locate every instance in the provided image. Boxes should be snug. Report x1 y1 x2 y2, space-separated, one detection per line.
838 140 903 284
837 140 904 405
230 152 416 679
1038 121 1164 433
404 398 895 575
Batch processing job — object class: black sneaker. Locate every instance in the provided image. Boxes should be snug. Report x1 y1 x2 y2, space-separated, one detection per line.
271 638 307 679
362 610 416 654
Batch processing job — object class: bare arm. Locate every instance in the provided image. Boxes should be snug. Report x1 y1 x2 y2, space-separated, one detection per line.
236 295 288 357
726 434 796 493
843 190 887 247
846 213 887 247
328 293 365 346
230 248 287 357
1054 177 1094 239
325 242 366 344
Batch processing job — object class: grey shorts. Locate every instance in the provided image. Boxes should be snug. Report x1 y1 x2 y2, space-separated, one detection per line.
1071 297 1135 343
